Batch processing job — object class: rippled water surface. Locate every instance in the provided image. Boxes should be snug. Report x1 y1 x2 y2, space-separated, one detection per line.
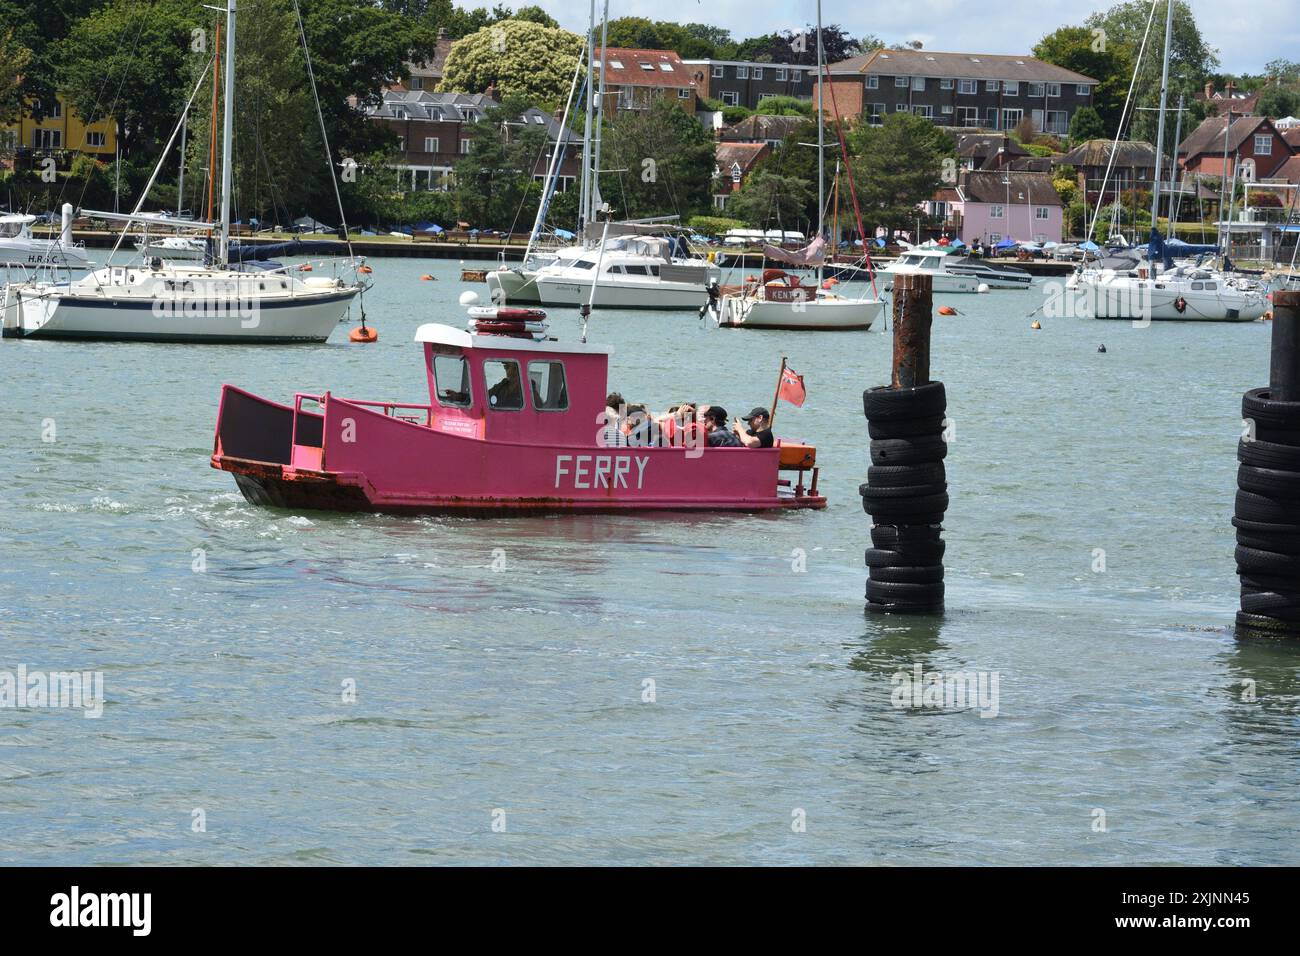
2 254 1298 865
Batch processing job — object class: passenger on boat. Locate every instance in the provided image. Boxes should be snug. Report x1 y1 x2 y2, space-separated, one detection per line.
488 363 524 408
622 404 657 446
704 407 742 447
734 407 774 448
601 392 628 447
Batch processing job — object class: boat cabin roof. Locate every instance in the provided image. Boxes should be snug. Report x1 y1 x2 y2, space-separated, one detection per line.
414 322 615 355
0 213 35 225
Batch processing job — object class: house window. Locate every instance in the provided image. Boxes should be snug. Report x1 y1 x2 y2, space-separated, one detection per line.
45 98 62 118
459 139 471 154
1028 82 1045 98
1003 81 1019 95
985 107 999 127
1035 206 1049 220
638 62 655 72
712 65 724 78
957 106 979 125
775 68 787 81
990 205 1005 219
85 131 106 148
678 88 690 99
721 91 739 106
432 354 471 407
737 66 748 79
1255 135 1272 155
1076 84 1090 96
397 136 405 151
659 63 673 72
911 76 925 91
868 103 885 125
940 78 953 90
958 79 976 94
34 129 61 149
895 76 908 87
895 104 907 112
1046 83 1060 97
752 67 763 79
609 59 624 69
1046 110 1068 134
424 136 439 153
1032 108 1044 131
865 74 878 89
913 105 933 119
1002 108 1023 128
988 233 1001 244
527 361 569 411
484 360 525 411
986 80 999 91
941 104 953 115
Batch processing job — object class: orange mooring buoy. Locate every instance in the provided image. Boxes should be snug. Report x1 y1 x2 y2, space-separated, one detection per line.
299 263 313 272
1031 320 1042 330
420 274 434 281
938 305 958 316
349 325 378 343
359 264 373 274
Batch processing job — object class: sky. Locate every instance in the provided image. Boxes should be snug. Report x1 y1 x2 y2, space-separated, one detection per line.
490 0 1298 75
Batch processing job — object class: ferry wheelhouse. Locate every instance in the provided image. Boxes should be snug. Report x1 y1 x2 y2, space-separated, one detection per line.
211 315 825 514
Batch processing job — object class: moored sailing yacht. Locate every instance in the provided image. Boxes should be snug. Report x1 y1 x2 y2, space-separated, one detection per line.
711 0 883 331
1 0 364 343
0 205 91 271
1071 0 1265 323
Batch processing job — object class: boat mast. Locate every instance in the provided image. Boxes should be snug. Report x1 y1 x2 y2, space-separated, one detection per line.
218 0 236 264
177 114 187 218
1147 0 1173 271
579 0 594 234
588 0 610 230
815 0 825 288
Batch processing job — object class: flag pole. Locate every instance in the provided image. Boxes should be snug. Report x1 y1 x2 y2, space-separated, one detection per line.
770 356 787 430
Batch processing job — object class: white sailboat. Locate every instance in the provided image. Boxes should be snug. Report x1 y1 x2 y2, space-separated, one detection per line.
2 0 365 343
1072 0 1266 323
711 0 883 331
0 204 91 271
486 0 719 311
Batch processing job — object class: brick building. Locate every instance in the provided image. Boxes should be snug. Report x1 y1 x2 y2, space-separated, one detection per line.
596 48 698 115
366 90 581 191
1178 115 1294 181
816 48 1095 133
682 59 815 110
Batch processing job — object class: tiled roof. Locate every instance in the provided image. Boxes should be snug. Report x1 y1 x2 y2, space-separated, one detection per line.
368 91 578 143
716 142 768 173
1178 114 1270 160
829 48 1096 85
596 48 695 89
958 169 1063 206
720 114 805 142
1055 139 1157 168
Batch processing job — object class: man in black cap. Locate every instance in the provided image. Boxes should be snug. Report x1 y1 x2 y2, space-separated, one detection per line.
733 407 774 448
704 406 742 447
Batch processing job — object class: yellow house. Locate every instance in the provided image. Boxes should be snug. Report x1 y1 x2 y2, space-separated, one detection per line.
0 92 117 160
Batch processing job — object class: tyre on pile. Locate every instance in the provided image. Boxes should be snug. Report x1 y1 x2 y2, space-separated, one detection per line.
862 382 950 614
1236 384 1300 632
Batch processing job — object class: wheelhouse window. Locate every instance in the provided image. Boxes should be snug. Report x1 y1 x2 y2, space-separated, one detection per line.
484 359 525 410
432 353 471 407
528 361 569 411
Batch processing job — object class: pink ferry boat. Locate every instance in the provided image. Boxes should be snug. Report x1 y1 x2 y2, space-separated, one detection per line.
210 315 825 515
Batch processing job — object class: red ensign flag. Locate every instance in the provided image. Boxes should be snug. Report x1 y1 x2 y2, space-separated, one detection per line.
778 365 806 407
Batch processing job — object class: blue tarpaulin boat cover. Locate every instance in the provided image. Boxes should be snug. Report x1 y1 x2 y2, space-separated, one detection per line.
227 239 349 262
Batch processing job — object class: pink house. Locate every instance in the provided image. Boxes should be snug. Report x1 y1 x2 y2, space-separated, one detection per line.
953 170 1064 245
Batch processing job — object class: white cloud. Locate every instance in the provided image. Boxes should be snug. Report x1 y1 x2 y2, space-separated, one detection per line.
480 0 1300 74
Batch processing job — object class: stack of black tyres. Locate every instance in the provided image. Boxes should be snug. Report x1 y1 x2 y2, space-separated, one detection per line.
861 381 948 613
1237 387 1300 631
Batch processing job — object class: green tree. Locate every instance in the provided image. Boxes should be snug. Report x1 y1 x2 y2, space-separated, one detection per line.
1257 86 1300 120
1067 105 1107 143
753 95 812 117
1083 0 1218 142
0 27 31 125
439 19 583 107
58 0 203 160
848 112 953 237
596 97 716 221
1032 25 1133 137
452 94 546 229
724 170 814 232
